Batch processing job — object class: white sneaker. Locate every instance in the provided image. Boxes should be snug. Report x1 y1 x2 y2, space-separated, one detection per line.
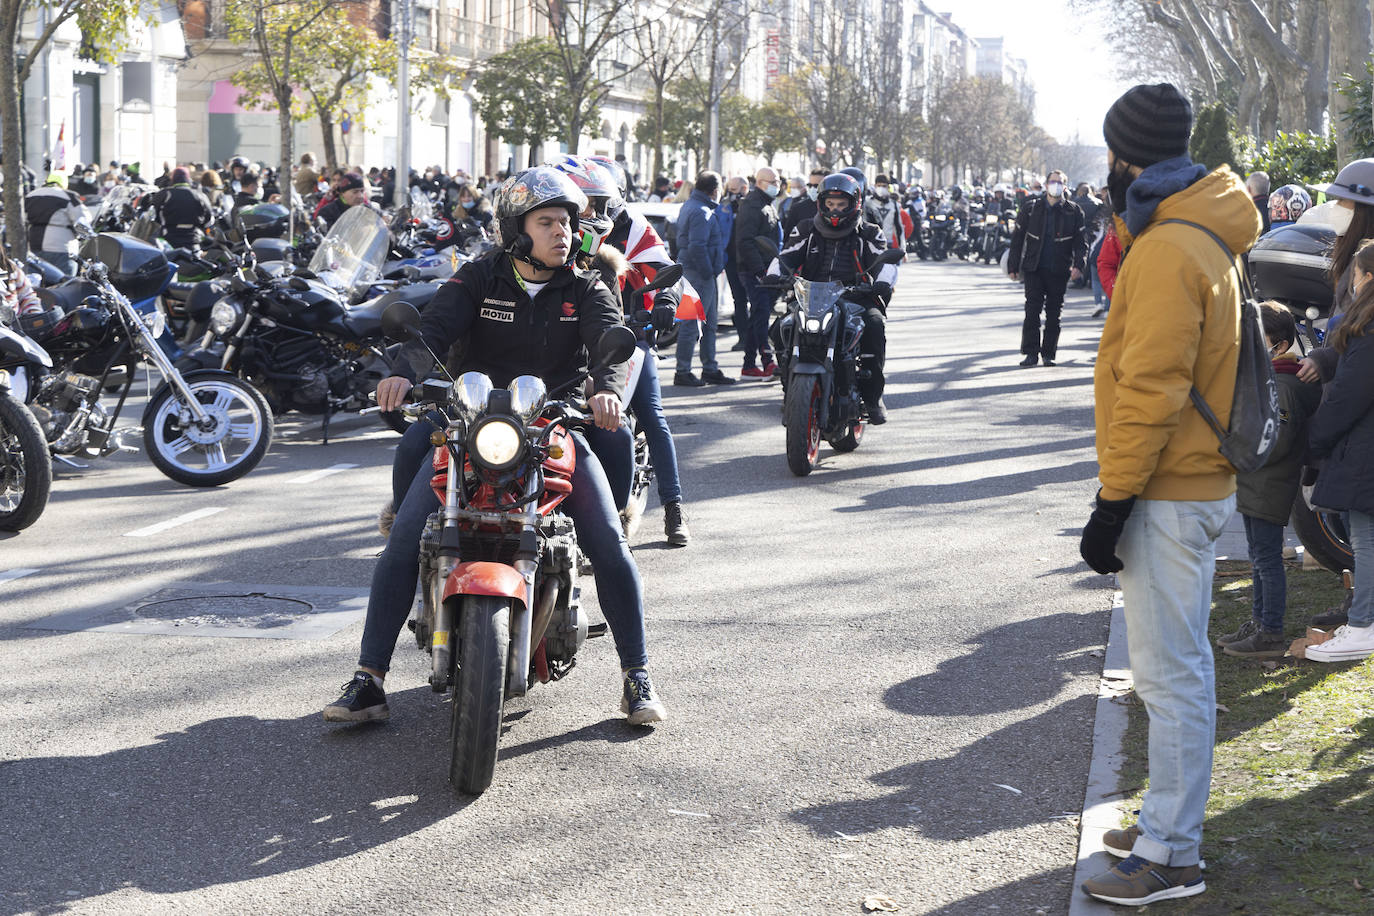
1306 624 1374 663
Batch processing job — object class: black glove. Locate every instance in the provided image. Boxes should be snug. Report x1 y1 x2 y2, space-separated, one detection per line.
1080 491 1137 574
650 304 677 333
872 281 892 300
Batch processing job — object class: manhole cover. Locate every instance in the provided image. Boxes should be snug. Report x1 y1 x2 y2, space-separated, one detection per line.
135 593 314 629
25 582 369 640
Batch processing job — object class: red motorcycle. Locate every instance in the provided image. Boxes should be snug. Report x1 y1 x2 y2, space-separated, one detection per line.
382 303 636 795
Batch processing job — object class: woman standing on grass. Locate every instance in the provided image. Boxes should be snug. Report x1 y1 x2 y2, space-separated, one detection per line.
1304 239 1374 663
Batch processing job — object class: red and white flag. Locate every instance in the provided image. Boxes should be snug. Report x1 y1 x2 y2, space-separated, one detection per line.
50 120 66 172
676 276 705 322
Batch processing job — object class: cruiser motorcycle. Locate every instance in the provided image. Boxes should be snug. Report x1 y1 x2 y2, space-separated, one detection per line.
0 299 53 529
381 300 636 794
25 233 273 486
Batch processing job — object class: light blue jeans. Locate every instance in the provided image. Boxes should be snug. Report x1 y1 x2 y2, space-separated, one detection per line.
676 267 720 375
1117 494 1234 867
1349 509 1374 628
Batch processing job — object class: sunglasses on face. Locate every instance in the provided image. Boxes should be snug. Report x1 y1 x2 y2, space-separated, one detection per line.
806 183 819 189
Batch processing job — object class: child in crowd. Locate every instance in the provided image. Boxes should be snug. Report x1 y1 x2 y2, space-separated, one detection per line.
1305 239 1374 662
1092 219 1122 319
1217 302 1322 657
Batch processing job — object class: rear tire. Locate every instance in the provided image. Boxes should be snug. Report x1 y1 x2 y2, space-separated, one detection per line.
828 420 864 453
449 595 510 795
0 393 52 531
785 375 822 476
1290 487 1354 574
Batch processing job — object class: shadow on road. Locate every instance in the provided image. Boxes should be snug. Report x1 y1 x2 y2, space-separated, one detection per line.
0 688 464 914
789 612 1103 843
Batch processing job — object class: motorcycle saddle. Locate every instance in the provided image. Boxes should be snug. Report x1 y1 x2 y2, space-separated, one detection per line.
37 279 101 313
342 295 389 338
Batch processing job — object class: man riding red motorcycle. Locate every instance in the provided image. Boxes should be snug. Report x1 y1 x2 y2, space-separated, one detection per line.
323 167 668 728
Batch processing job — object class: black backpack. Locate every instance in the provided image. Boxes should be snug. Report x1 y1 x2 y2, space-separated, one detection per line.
1153 218 1280 473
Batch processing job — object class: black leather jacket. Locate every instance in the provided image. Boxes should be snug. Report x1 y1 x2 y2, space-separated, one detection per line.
1007 195 1087 276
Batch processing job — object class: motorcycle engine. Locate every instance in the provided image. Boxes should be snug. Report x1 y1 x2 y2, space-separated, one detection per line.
539 521 585 662
33 370 106 451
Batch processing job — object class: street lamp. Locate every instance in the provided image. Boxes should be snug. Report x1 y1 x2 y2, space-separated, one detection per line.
394 0 413 210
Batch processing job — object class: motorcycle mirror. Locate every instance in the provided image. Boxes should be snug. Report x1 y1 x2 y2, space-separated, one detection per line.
293 267 318 280
381 300 424 344
875 248 905 266
289 277 311 292
592 325 636 369
627 263 682 297
754 236 781 260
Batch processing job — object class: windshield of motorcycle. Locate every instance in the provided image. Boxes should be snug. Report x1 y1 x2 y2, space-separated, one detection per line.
793 278 845 319
95 186 141 224
307 205 390 292
409 187 433 222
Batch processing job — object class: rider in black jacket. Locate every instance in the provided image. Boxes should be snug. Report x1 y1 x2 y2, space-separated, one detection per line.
767 173 898 424
324 167 667 728
138 168 214 248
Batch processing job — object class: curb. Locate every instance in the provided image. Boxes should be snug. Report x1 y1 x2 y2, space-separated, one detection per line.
1068 590 1131 916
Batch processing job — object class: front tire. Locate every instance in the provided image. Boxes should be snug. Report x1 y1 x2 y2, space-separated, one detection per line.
0 393 52 531
449 595 510 795
142 370 273 486
785 375 822 476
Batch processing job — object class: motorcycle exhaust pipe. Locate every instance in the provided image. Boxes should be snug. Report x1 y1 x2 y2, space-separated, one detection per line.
529 579 560 650
429 555 455 692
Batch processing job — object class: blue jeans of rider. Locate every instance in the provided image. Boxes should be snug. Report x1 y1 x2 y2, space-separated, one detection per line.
676 267 720 375
1242 513 1287 632
1116 495 1234 868
628 357 682 505
740 272 777 369
361 422 648 673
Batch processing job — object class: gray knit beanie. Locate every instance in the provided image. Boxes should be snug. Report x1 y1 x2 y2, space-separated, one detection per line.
1103 84 1193 168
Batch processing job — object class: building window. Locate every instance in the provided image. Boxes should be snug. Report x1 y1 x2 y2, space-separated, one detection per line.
122 61 152 110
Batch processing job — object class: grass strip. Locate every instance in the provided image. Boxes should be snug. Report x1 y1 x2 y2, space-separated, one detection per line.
1114 561 1374 914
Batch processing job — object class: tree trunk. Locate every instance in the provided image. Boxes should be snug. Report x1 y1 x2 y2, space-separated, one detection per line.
651 88 665 180
1327 0 1368 159
318 106 339 172
1259 77 1280 140
0 0 28 258
1297 0 1330 134
1237 56 1263 137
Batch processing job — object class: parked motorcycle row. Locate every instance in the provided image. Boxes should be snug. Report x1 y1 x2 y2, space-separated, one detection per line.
905 192 1015 266
0 184 497 532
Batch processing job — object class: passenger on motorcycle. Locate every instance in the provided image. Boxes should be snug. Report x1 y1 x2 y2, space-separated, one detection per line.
551 154 694 546
325 167 667 726
766 172 897 424
316 172 371 230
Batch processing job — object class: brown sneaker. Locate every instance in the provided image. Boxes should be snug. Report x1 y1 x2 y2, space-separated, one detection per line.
1216 617 1258 647
1102 825 1141 857
1081 854 1205 906
1223 627 1288 658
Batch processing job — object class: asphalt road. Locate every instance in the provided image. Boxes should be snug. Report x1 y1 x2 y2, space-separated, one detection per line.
1 257 1115 915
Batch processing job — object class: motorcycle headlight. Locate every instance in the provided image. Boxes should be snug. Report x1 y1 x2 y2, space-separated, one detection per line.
210 300 242 336
1306 307 1320 320
804 317 822 333
507 375 547 422
453 371 494 422
142 306 166 339
469 416 525 471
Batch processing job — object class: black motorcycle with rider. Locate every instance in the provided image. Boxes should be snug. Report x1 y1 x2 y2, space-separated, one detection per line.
763 173 901 475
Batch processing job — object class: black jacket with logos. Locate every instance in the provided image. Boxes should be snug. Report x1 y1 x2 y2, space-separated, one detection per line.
734 187 781 276
394 249 629 398
1308 328 1374 515
1007 194 1087 277
140 184 214 247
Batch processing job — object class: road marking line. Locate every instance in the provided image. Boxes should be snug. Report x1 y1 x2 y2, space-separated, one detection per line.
0 568 39 585
289 463 360 484
124 507 227 538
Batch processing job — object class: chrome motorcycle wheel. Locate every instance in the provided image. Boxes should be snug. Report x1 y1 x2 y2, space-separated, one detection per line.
0 393 52 531
142 371 273 486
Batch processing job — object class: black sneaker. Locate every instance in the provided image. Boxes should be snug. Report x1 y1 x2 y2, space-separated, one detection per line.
1019 354 1038 367
323 671 390 722
1223 627 1288 658
1217 617 1259 648
621 668 667 725
867 399 887 425
663 500 690 546
1041 357 1056 367
673 372 705 387
700 369 736 385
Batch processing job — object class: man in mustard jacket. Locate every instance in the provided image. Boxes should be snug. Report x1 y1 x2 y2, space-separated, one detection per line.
1078 84 1263 907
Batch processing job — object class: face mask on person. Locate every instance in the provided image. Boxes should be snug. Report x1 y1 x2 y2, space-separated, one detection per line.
762 182 780 198
1330 203 1354 235
788 187 802 199
806 185 819 201
461 199 476 210
1046 181 1064 199
874 186 890 200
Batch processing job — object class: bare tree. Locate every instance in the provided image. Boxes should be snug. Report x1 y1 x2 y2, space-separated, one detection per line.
534 0 645 151
632 2 708 179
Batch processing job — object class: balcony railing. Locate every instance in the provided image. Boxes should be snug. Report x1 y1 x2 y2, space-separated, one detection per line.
447 17 520 59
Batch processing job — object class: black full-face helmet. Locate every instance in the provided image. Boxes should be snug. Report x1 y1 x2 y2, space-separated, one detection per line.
838 166 867 196
814 173 862 238
495 167 588 269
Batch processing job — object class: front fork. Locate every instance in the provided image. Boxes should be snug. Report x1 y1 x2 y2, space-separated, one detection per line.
120 295 211 426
